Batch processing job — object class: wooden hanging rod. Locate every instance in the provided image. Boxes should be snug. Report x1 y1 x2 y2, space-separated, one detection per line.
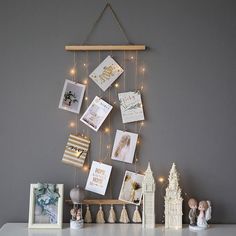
65 45 146 51
66 199 133 205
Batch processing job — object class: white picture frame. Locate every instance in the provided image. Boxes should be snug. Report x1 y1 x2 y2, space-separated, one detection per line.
80 96 113 132
59 79 85 114
118 91 145 123
85 161 112 195
111 130 138 164
89 55 124 91
119 171 144 205
28 183 64 229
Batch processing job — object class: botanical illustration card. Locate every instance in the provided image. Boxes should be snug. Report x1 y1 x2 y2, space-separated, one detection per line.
119 171 144 205
111 130 138 164
85 161 112 195
59 79 85 114
80 96 113 132
62 134 90 168
118 91 145 123
89 55 124 91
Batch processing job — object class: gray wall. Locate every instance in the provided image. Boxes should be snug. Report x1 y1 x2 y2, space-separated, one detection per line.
0 0 236 227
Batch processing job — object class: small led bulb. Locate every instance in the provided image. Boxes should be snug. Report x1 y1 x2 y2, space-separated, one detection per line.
70 68 76 76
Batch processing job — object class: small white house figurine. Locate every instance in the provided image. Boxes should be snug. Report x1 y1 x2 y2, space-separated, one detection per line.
142 162 156 228
164 163 183 229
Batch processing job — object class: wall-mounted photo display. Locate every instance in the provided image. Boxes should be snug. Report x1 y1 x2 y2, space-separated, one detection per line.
59 79 85 114
111 130 138 164
119 171 144 205
80 96 113 132
118 91 145 123
28 183 64 229
89 55 124 91
62 134 90 168
85 161 112 195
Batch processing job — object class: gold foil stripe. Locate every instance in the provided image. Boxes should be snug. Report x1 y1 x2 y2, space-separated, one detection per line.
69 134 90 144
67 139 89 149
63 154 85 163
62 158 83 168
67 142 89 151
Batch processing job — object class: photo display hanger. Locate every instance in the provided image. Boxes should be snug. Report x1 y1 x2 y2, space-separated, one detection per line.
64 2 148 219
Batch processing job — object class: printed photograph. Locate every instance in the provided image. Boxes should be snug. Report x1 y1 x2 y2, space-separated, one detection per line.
28 183 64 229
80 96 113 132
118 91 145 123
119 171 144 205
89 55 124 91
85 161 112 195
111 130 138 164
58 79 85 114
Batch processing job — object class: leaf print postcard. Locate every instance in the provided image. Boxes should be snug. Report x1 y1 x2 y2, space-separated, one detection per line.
118 91 145 124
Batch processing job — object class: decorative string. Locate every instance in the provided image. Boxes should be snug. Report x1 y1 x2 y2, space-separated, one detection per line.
82 3 131 44
134 51 138 173
72 51 78 187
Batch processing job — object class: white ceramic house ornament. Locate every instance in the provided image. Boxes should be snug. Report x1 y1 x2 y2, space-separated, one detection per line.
164 163 183 229
142 162 156 228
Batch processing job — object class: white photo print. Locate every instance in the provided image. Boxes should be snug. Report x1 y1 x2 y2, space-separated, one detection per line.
111 130 138 164
119 171 144 205
80 96 113 132
58 79 85 114
89 55 124 91
118 91 145 124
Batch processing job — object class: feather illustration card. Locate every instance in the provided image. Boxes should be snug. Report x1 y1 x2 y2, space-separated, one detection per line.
118 91 145 124
89 55 124 91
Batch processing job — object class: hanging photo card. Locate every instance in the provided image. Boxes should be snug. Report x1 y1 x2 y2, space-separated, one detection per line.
85 161 112 195
119 171 144 205
80 96 113 132
89 55 124 91
59 79 86 114
118 91 145 124
62 134 90 168
111 130 138 164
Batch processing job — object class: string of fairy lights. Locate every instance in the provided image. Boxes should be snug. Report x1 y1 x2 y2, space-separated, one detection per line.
66 50 169 193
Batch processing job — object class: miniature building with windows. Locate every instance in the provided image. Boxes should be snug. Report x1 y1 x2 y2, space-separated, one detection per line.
142 163 156 228
164 163 183 229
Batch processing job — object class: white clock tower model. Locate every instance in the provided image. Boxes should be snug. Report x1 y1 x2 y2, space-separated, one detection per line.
142 163 156 228
164 163 183 229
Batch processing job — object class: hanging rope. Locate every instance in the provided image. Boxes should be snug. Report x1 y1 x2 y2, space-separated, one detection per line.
83 3 132 44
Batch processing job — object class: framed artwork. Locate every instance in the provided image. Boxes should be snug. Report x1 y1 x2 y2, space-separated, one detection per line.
80 96 113 132
59 79 85 114
62 134 90 168
89 55 124 91
118 91 145 123
119 171 144 205
28 183 64 229
85 161 112 195
111 130 138 164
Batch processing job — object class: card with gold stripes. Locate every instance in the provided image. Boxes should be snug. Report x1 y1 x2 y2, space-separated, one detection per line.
62 134 90 168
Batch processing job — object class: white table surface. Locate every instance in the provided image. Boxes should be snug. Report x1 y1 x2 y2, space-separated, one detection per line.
1 223 236 236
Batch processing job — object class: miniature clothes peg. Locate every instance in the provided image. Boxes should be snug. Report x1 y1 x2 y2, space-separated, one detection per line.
108 205 116 223
96 205 105 223
119 205 130 223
